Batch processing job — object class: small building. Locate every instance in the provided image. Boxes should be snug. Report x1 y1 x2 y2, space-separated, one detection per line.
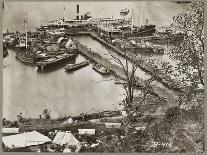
105 123 121 128
135 126 146 131
2 128 19 136
120 110 127 117
78 129 95 135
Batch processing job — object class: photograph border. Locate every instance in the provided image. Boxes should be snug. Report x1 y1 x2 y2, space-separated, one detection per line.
0 0 206 154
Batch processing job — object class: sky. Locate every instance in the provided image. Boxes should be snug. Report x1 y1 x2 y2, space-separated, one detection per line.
3 1 191 32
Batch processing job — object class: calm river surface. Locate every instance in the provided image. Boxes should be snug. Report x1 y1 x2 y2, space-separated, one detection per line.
3 35 178 121
3 1 190 120
3 48 126 120
73 36 152 80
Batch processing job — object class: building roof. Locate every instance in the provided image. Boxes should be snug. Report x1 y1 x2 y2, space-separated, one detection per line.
52 131 79 146
2 131 51 148
2 128 19 134
78 129 95 135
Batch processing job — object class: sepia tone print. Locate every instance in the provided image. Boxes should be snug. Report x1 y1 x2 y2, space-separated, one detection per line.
2 1 204 153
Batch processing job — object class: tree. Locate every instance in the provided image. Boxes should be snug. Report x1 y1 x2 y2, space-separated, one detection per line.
107 48 152 132
167 1 204 89
42 108 51 119
17 112 24 122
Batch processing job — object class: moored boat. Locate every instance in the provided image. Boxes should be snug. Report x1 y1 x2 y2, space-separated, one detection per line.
92 63 110 75
65 60 89 72
3 43 9 58
16 51 36 64
36 53 76 70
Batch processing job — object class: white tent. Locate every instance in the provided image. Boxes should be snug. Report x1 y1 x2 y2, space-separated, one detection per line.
57 37 64 44
65 39 73 49
2 131 51 148
52 131 80 146
63 117 73 124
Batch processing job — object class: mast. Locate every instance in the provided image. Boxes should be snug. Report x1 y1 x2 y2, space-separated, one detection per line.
63 6 65 22
131 9 134 34
24 16 28 49
76 4 79 20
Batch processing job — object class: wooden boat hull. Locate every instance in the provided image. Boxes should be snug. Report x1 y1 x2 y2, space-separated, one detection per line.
65 61 89 72
92 65 110 75
37 54 76 70
3 46 9 58
16 52 35 64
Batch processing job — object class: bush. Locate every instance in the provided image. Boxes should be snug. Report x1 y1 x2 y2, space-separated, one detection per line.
164 107 180 124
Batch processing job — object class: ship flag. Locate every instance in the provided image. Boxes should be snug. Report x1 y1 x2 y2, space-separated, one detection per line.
24 17 27 23
120 8 129 16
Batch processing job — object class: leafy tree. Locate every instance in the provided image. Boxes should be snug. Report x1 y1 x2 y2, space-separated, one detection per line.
42 108 51 119
108 49 152 132
167 1 204 89
17 112 24 122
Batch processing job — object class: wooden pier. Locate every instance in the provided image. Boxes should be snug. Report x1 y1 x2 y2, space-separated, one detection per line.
74 38 179 110
88 32 184 93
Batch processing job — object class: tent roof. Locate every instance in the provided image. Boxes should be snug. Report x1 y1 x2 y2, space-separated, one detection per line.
2 131 51 148
65 39 74 49
57 37 64 44
52 131 79 146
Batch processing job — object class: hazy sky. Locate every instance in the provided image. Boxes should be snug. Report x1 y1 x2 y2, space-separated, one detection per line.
3 1 190 32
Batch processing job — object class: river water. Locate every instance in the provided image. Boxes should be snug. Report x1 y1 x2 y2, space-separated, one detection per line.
3 1 190 120
73 36 152 80
3 35 177 121
3 48 126 120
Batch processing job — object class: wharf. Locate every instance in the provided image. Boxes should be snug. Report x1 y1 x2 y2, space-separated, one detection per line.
74 40 146 88
88 32 183 93
74 39 178 109
74 37 178 111
66 31 90 36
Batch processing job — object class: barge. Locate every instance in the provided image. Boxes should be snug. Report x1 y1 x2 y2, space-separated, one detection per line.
64 60 89 72
15 43 44 64
16 52 36 64
37 53 76 70
16 51 46 64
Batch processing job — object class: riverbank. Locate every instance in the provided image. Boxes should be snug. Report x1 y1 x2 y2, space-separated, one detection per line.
3 91 204 153
3 92 168 132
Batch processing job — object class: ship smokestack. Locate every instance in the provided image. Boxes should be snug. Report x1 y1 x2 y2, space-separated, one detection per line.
140 7 143 26
146 18 148 25
76 4 79 20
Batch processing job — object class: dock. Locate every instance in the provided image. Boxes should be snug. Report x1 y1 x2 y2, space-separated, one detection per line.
88 32 184 93
74 39 179 103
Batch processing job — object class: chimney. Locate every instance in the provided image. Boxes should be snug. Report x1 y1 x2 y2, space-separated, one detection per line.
76 4 79 20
